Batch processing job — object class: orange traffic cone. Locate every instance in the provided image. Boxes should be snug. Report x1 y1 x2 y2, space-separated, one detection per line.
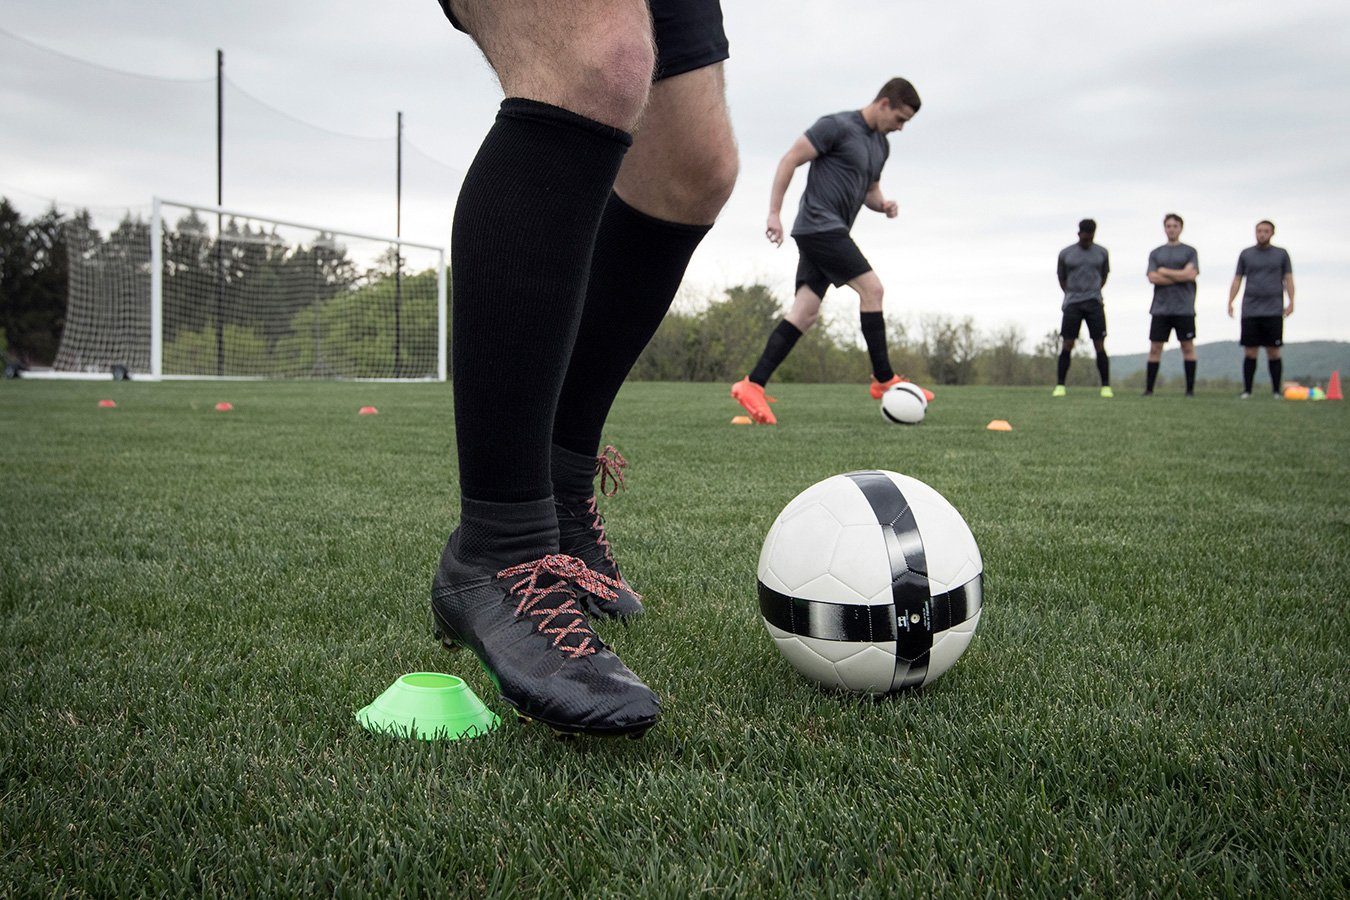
1328 370 1343 401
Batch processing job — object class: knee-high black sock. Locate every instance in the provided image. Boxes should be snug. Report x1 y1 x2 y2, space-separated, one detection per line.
552 194 710 457
1269 358 1283 393
1242 357 1257 393
452 99 630 505
749 319 803 387
1096 350 1110 386
1145 361 1160 393
1184 359 1196 393
859 311 894 382
1056 349 1071 385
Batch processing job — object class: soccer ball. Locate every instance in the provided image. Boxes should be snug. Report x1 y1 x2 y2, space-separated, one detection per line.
757 470 983 694
880 382 927 424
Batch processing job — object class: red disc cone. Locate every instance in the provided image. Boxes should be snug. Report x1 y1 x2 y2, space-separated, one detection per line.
359 406 379 415
215 402 233 412
1328 370 1342 401
98 399 117 408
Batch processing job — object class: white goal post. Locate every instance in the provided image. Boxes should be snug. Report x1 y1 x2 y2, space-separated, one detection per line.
50 198 447 381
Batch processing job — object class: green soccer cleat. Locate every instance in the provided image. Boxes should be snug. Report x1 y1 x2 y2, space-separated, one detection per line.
1100 386 1114 398
1051 385 1067 397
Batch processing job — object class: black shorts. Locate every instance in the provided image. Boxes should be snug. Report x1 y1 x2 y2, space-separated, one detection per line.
437 0 729 82
1240 315 1283 347
792 230 873 298
1060 300 1107 340
1149 314 1196 343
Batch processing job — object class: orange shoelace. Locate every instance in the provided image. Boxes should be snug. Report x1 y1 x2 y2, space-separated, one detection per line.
496 555 623 658
595 445 628 498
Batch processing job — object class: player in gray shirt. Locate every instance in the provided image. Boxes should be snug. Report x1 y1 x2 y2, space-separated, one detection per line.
1144 213 1200 396
732 78 922 424
1053 219 1113 398
1228 220 1295 398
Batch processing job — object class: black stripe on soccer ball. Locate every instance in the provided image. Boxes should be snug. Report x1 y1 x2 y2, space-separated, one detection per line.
881 406 916 424
757 575 983 644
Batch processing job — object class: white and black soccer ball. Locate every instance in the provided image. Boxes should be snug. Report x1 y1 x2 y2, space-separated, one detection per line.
757 470 982 695
880 382 927 425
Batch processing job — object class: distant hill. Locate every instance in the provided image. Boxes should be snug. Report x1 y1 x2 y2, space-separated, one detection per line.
1110 341 1349 384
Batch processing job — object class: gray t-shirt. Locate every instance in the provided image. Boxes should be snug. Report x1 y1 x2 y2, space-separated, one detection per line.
1236 245 1292 317
1147 242 1199 316
791 110 889 236
1057 242 1110 308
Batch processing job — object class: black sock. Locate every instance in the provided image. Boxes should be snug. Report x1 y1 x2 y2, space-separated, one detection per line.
451 99 630 504
1243 357 1256 393
1269 358 1282 393
1056 349 1071 385
859 311 894 382
552 194 710 457
750 319 803 387
1145 361 1160 393
454 497 559 568
551 443 598 499
1096 350 1110 386
1184 359 1196 393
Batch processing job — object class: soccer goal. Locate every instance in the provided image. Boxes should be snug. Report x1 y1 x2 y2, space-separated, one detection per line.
52 198 447 380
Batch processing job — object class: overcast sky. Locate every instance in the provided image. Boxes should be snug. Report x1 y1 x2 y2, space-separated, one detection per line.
3 0 1347 351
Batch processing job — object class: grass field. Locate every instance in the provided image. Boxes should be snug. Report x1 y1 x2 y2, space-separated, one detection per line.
2 380 1346 896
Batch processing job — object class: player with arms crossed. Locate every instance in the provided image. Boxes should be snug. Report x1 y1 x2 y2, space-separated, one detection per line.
1144 213 1200 396
428 0 738 736
1053 219 1113 398
1229 220 1295 398
732 78 922 425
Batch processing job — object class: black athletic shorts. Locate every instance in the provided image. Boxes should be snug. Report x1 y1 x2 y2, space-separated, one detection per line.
1061 300 1107 340
1149 314 1196 343
793 230 873 298
1240 315 1283 347
437 0 729 82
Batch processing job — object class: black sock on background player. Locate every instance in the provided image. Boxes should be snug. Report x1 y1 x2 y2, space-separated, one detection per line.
553 194 711 457
859 311 894 382
1095 350 1110 387
451 99 630 559
750 319 804 387
1057 348 1071 386
1242 357 1257 394
1268 358 1282 394
1145 361 1160 393
1184 359 1196 394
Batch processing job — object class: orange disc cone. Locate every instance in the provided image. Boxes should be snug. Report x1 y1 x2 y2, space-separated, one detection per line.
1328 370 1342 401
986 419 1012 431
731 415 752 425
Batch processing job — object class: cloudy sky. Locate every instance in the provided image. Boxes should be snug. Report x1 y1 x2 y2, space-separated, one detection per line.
3 0 1347 352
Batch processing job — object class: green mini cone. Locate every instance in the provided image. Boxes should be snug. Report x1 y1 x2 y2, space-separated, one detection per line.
357 672 499 741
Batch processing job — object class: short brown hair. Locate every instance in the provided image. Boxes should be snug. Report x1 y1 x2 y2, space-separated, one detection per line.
1257 219 1275 231
876 77 921 112
1164 213 1183 226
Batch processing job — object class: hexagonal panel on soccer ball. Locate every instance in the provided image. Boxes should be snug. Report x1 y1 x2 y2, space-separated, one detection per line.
759 501 842 593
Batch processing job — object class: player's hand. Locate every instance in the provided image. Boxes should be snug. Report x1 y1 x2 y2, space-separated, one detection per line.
1227 303 1235 319
765 213 784 247
883 200 899 218
1283 303 1294 318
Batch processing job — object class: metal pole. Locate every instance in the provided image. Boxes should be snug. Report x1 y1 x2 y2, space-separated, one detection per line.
393 110 403 378
215 48 225 376
150 197 163 377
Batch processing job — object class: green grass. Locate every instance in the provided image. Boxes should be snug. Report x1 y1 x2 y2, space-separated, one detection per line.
2 380 1347 897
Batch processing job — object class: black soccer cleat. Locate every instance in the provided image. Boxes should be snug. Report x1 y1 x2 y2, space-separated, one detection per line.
555 445 645 621
430 533 660 737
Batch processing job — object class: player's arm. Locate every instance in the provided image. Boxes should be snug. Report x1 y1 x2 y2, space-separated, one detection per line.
1100 253 1110 288
1283 273 1295 317
864 182 898 218
1227 275 1242 318
1057 254 1068 292
766 135 819 246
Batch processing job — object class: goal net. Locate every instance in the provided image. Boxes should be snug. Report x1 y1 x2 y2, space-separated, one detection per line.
55 198 446 380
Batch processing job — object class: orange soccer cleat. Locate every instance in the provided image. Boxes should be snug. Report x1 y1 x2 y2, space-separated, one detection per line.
731 377 777 425
870 375 935 402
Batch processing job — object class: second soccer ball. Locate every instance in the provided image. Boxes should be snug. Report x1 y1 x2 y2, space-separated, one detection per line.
881 382 927 424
